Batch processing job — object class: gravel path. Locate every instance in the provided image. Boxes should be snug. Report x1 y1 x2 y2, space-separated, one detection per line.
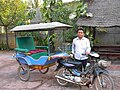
0 51 120 90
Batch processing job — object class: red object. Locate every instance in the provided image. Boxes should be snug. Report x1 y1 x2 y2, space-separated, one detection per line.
29 49 46 54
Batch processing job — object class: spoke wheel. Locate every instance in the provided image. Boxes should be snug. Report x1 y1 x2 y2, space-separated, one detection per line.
18 64 30 81
39 68 49 74
94 73 114 90
56 68 69 86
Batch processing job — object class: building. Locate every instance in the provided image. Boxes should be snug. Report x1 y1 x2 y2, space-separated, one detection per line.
77 0 120 45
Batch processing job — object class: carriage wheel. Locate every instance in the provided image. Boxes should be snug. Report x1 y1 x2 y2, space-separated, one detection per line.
18 64 30 81
39 68 49 74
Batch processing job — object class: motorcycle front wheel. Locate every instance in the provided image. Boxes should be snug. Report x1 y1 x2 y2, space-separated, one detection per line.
94 73 114 90
56 68 69 86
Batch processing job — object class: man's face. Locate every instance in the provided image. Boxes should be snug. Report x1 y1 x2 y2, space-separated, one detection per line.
77 30 84 39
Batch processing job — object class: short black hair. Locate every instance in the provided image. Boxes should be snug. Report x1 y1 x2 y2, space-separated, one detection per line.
76 27 84 32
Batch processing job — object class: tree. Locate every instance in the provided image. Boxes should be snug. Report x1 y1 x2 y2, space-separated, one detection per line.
40 0 88 51
0 0 34 50
31 0 40 8
64 0 88 42
40 0 70 51
40 0 88 38
40 0 72 23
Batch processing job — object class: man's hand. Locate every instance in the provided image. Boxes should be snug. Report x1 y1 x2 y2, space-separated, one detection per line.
69 53 74 58
86 52 90 55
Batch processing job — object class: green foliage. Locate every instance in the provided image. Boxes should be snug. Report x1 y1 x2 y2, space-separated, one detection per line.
84 27 94 47
26 9 36 21
0 0 27 26
0 40 7 50
75 1 88 19
32 0 40 8
0 0 36 26
34 36 48 46
35 33 56 46
40 0 88 42
0 0 36 50
40 0 68 22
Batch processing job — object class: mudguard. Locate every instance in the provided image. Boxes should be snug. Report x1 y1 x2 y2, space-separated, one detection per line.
92 68 109 84
16 56 32 65
95 68 109 75
15 52 49 65
16 56 50 65
55 62 63 71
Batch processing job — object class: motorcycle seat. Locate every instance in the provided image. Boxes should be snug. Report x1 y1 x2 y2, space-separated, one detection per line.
67 60 82 65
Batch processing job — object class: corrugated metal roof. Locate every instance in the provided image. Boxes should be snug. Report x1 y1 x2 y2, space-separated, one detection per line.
10 22 72 32
77 0 120 27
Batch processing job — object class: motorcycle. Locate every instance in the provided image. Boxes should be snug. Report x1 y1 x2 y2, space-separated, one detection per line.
55 51 114 90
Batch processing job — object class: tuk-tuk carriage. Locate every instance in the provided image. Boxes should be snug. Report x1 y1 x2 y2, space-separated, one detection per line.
10 22 72 81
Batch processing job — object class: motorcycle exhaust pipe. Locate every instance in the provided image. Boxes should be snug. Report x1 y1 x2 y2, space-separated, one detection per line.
55 75 88 86
55 75 75 84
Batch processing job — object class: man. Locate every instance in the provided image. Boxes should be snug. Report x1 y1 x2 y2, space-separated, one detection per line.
72 27 91 70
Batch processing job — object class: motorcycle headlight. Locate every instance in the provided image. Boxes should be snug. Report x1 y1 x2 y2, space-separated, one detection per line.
98 60 111 68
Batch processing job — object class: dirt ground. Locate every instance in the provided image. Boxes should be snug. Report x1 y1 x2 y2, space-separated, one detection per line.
0 51 120 90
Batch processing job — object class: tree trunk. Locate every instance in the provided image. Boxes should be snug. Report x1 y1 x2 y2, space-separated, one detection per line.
4 26 9 50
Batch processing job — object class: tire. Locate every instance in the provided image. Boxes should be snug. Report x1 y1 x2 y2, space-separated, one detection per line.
94 73 114 90
39 68 49 74
18 64 30 81
56 68 69 86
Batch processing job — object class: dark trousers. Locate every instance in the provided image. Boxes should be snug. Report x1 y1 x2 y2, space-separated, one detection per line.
75 59 88 71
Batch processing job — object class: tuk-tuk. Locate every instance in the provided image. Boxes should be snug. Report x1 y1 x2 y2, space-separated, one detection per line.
10 22 72 81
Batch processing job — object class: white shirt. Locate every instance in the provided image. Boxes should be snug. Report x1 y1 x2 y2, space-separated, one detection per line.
72 37 91 60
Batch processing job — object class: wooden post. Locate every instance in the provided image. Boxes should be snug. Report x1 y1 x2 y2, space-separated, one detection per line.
93 27 96 49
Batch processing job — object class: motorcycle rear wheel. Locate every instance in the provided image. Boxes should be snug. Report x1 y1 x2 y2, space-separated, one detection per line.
94 73 114 90
56 68 69 86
